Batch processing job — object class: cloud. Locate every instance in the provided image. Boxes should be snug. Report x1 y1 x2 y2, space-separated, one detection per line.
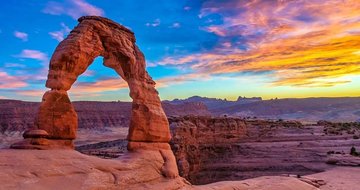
145 19 161 27
49 23 71 41
14 31 28 41
156 0 360 88
0 71 27 89
184 6 191 11
0 96 8 99
16 77 128 99
43 0 104 20
4 63 26 68
70 77 128 96
169 22 181 28
16 89 43 97
156 73 211 88
16 49 49 63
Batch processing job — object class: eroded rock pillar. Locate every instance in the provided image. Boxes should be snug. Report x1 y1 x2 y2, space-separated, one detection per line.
127 79 171 143
35 90 77 140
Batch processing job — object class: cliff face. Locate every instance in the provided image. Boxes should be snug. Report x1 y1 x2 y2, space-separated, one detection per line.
0 100 39 133
169 116 247 183
0 100 210 133
170 116 347 185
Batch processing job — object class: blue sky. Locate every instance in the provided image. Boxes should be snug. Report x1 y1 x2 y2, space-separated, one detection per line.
1 0 360 101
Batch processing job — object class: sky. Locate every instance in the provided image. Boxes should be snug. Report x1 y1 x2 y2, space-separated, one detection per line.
0 0 359 102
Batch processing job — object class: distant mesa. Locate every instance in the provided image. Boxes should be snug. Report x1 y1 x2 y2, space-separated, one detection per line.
236 96 262 101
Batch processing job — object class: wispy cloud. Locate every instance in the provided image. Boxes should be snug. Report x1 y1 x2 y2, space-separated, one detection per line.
0 71 27 89
14 31 28 41
43 0 104 20
17 77 128 98
169 22 181 28
146 19 161 27
4 63 26 68
15 73 205 99
49 23 71 41
156 0 360 88
72 78 128 93
16 49 48 63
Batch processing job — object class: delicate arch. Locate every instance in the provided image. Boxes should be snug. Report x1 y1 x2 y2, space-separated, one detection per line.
35 16 171 146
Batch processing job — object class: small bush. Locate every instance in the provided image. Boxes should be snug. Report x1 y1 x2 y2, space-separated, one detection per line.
350 146 359 156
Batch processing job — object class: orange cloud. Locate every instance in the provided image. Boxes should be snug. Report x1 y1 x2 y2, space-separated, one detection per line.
158 0 360 87
17 77 128 98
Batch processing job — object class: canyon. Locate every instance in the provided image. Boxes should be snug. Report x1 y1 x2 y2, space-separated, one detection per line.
72 116 360 185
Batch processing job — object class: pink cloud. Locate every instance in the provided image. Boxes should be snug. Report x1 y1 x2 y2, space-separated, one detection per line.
69 78 128 96
17 49 48 63
204 26 226 36
43 0 104 20
49 23 71 42
14 31 28 41
0 71 27 89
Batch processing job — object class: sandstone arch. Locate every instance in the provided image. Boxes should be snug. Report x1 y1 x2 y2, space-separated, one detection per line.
12 16 171 149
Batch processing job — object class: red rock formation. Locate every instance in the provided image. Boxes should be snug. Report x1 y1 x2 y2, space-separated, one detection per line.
12 16 171 148
46 16 170 143
11 15 178 178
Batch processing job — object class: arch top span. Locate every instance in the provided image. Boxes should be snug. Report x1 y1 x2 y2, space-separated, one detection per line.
12 16 171 150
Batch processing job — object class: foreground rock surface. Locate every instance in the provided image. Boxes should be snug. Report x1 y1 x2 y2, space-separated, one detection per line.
2 149 356 190
0 149 187 190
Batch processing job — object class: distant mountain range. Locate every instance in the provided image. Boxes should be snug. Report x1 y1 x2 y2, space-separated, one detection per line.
168 96 360 122
1 96 360 133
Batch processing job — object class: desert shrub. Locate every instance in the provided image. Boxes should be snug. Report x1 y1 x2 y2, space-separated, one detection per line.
350 146 359 156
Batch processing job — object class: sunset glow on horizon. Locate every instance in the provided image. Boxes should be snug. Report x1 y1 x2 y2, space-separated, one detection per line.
0 0 359 101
